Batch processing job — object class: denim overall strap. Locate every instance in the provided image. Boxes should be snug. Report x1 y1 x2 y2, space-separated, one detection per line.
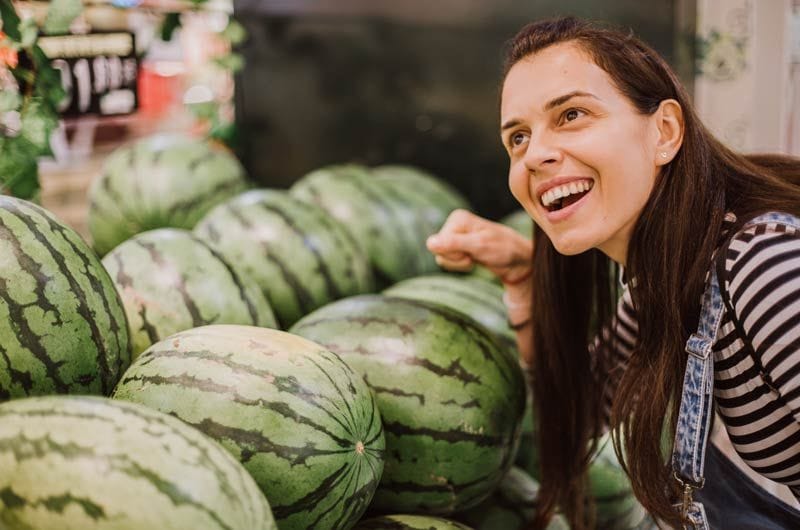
671 258 726 529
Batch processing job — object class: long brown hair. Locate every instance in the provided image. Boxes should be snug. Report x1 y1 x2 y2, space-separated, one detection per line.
505 17 800 529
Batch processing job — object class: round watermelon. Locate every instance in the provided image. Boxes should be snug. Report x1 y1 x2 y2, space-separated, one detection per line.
194 189 374 328
355 515 474 530
456 467 569 530
289 164 424 286
0 395 276 529
590 434 648 529
102 228 277 358
112 325 385 530
88 134 249 256
382 274 516 355
371 164 470 276
0 196 131 400
290 295 526 513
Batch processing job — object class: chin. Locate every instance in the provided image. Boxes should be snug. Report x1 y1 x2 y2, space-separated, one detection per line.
550 238 592 256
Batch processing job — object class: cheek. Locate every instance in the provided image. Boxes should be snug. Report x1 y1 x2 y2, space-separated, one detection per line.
507 162 529 203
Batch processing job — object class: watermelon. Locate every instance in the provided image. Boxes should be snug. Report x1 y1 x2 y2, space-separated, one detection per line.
0 196 130 401
102 228 277 359
290 295 527 513
456 467 569 530
354 515 473 529
382 274 516 355
0 396 276 529
194 189 374 328
500 210 533 239
88 134 249 256
112 325 385 530
371 165 470 276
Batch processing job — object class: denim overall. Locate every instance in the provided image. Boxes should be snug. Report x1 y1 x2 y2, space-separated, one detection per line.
671 212 800 529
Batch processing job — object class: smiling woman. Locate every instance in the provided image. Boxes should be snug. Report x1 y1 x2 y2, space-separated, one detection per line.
427 16 800 530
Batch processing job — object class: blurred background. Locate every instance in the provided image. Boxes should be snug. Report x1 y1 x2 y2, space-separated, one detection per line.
9 0 800 237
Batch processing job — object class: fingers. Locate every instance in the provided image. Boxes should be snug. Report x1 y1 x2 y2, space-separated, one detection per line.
435 253 474 272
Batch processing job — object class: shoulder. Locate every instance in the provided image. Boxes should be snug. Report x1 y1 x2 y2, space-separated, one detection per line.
723 212 800 297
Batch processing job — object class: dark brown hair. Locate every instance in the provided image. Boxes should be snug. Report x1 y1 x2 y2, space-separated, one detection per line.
504 16 800 529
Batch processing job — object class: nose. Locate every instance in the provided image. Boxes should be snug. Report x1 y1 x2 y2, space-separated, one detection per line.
522 131 562 171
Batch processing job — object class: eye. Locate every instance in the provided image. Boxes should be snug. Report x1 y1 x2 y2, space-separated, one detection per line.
508 131 529 149
560 108 585 124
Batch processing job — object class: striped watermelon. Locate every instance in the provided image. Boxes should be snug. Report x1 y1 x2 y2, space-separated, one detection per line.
289 164 426 286
102 228 277 358
0 196 130 401
88 134 249 256
456 467 569 530
194 189 374 328
0 396 276 529
382 274 516 355
112 325 385 530
371 165 470 276
500 210 533 238
354 515 474 529
290 295 526 513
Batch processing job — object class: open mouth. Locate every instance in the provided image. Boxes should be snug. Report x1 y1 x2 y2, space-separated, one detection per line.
541 180 594 212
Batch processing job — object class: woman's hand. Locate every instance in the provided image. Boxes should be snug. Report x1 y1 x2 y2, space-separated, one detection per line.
426 209 533 286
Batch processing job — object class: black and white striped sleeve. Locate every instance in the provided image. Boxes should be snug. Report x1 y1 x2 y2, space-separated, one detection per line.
726 226 800 429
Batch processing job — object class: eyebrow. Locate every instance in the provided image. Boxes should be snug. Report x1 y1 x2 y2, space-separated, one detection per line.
500 90 601 131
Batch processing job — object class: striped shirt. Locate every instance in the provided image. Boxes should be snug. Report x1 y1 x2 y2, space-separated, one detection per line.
596 214 800 498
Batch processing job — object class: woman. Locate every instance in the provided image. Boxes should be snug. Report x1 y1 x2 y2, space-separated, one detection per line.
427 16 800 530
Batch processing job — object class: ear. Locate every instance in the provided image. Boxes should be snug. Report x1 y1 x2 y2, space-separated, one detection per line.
653 99 684 166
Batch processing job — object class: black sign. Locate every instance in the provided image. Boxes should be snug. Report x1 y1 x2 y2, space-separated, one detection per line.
38 32 138 117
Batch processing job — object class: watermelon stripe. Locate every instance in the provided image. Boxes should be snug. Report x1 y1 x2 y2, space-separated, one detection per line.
440 398 480 409
376 182 436 270
5 207 115 391
0 404 248 503
192 235 261 325
304 352 362 437
135 239 212 328
256 202 342 300
384 420 506 447
304 461 361 527
0 276 70 394
364 374 425 405
0 344 32 399
0 430 239 530
417 281 506 315
271 461 351 519
110 252 161 345
390 298 514 383
36 207 130 376
190 416 352 466
224 205 315 318
119 370 356 450
134 346 361 442
0 488 106 519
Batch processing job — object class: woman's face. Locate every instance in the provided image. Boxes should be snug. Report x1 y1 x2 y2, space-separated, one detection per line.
501 42 662 264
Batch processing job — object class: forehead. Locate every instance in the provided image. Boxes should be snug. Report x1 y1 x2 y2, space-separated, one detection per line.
501 42 618 115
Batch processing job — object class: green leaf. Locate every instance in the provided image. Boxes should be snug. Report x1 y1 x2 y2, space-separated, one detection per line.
0 136 41 199
0 90 21 113
0 0 22 41
222 19 247 45
43 0 83 35
20 99 59 156
161 12 181 42
212 53 244 72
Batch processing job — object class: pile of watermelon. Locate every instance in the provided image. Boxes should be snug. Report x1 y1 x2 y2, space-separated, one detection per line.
0 134 650 530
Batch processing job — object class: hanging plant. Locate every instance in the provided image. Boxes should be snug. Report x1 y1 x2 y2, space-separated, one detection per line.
0 0 78 199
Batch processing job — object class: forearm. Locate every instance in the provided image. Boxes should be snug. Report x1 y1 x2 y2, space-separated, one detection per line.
503 278 534 366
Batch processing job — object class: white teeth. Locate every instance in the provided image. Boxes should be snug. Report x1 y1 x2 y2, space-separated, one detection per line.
540 180 594 208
